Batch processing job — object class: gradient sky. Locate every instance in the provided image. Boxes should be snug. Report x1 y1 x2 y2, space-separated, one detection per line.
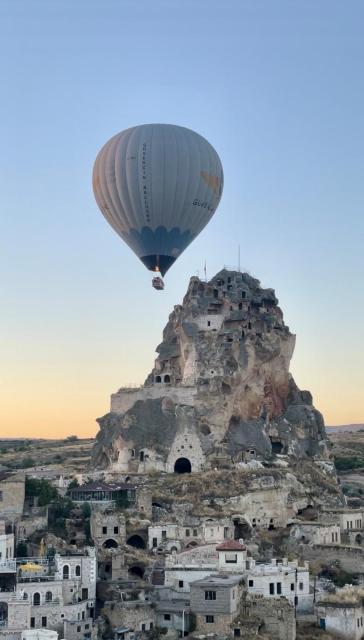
1 0 363 438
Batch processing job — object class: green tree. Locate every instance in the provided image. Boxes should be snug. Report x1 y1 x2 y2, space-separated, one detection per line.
25 478 58 506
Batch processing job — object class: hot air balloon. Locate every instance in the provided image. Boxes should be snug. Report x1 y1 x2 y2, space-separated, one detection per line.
92 124 223 289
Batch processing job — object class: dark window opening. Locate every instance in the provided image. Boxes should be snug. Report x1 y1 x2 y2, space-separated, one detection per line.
270 438 283 454
127 534 145 549
249 579 254 587
102 526 107 535
62 565 69 579
103 538 118 549
164 374 171 384
277 582 282 594
164 614 171 621
269 583 275 595
114 526 119 534
140 451 144 462
128 565 144 579
75 565 81 577
179 580 184 588
155 376 162 383
205 590 216 600
206 615 214 623
42 617 47 628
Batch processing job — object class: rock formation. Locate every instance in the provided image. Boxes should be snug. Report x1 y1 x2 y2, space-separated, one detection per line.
91 269 329 474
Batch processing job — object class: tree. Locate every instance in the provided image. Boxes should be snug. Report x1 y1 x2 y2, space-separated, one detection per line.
66 435 78 442
25 478 58 506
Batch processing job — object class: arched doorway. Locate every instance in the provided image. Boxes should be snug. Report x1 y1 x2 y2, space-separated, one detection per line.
174 457 192 474
356 533 362 545
103 538 118 549
127 535 145 549
62 565 69 579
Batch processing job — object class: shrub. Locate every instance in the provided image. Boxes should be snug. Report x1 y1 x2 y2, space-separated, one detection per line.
25 478 58 506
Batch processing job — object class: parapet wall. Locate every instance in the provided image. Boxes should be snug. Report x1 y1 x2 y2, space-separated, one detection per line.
110 384 196 414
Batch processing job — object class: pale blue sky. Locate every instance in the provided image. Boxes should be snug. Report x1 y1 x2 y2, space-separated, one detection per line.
1 0 363 436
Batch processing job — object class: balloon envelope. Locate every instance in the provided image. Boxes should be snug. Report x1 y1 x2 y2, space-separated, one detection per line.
92 124 224 276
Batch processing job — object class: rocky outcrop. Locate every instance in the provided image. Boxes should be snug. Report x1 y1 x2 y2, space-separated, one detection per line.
91 269 329 473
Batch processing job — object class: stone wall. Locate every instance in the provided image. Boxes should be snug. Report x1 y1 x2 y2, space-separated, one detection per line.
0 472 25 521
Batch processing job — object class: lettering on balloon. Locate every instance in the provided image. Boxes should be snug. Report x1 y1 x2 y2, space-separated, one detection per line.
192 198 214 213
142 143 151 223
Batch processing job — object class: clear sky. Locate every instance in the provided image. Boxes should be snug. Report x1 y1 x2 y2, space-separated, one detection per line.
1 0 363 438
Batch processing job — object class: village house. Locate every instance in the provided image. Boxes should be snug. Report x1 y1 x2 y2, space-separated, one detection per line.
189 574 243 635
246 558 312 613
315 585 364 639
290 521 341 546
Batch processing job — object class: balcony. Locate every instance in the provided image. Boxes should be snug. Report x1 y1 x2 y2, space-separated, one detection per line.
0 560 16 573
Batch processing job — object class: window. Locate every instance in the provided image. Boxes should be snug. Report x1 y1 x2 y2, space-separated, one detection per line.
75 565 81 577
23 592 28 600
152 537 158 548
141 624 146 631
193 529 198 536
299 582 304 591
85 625 90 630
30 618 35 629
185 529 190 537
248 580 254 587
114 526 119 534
77 626 81 633
225 553 237 564
179 580 184 588
33 592 41 606
206 615 214 623
82 611 85 620
150 623 153 630
207 321 211 327
42 617 47 628
164 614 171 621
102 526 107 534
234 630 241 637
63 565 69 579
45 591 52 602
162 530 167 539
269 583 275 595
224 526 229 538
290 583 295 591
277 582 282 595
0 491 2 501
205 591 216 600
129 448 135 458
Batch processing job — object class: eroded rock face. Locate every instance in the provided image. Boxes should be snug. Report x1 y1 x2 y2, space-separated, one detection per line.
91 269 328 472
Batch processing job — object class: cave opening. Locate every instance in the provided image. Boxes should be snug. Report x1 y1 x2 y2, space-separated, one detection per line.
174 457 192 474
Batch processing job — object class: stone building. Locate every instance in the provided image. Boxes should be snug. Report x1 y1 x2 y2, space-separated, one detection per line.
246 558 312 613
290 521 341 546
0 471 25 522
90 508 126 550
234 593 296 640
315 586 364 639
190 574 243 635
0 520 15 562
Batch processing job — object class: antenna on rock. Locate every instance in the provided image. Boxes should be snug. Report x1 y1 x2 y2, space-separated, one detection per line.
204 261 207 282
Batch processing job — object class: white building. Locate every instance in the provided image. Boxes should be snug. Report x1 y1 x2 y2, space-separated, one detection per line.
290 521 341 546
216 540 247 572
22 631 59 640
0 521 14 561
246 558 312 613
315 586 364 639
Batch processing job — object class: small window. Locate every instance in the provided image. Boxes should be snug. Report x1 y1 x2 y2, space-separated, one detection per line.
42 617 47 628
185 529 190 537
102 526 107 535
277 582 282 594
290 583 295 591
75 564 81 577
248 579 254 587
234 630 241 637
23 592 28 600
0 491 3 501
30 618 35 629
179 580 184 588
85 625 90 630
141 624 146 631
45 591 52 602
152 537 158 547
207 321 211 327
269 583 275 595
33 592 41 606
193 529 198 536
162 530 167 539
299 582 304 591
77 626 81 633
164 614 171 621
114 526 119 534
206 615 214 623
205 590 216 600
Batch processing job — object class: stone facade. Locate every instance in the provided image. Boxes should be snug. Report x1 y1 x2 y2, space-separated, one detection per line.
315 586 364 639
90 509 126 550
0 472 25 521
190 574 242 635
